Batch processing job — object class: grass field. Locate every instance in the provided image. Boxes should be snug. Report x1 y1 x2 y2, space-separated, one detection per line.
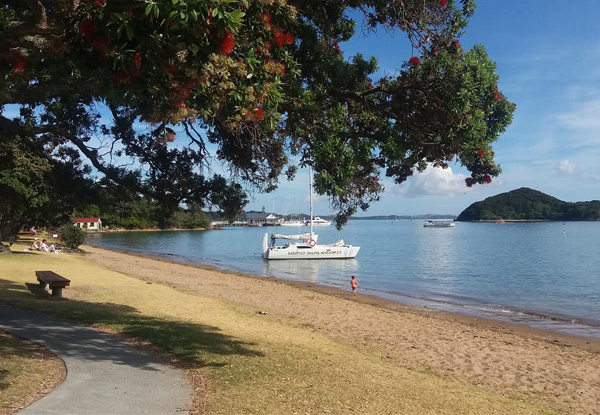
0 330 64 415
0 241 555 414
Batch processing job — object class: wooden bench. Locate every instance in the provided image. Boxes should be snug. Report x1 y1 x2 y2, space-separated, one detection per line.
36 271 71 298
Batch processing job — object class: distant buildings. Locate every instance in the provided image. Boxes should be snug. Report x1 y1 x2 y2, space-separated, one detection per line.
74 217 102 231
209 212 292 227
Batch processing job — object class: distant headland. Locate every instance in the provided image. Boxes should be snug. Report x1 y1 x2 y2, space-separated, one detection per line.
456 188 600 222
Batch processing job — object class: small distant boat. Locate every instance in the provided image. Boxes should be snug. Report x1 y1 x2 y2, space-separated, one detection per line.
423 220 455 228
280 219 305 227
309 216 331 226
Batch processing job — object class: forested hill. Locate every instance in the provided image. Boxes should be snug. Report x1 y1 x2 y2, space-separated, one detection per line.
457 188 600 221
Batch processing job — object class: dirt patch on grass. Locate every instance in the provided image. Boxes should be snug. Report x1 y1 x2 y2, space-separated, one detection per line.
0 330 65 415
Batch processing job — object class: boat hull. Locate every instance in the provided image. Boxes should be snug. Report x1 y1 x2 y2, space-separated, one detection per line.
263 244 360 260
423 220 455 228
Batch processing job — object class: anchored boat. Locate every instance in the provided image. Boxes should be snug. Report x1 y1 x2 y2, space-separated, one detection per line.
423 220 456 228
261 167 359 260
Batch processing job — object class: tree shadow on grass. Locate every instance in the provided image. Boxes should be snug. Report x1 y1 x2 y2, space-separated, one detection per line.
0 279 264 372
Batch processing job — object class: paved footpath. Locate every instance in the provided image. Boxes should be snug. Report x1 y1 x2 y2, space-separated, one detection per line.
0 304 192 415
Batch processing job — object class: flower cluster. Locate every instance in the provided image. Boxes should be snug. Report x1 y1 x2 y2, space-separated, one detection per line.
409 56 421 66
8 50 27 75
246 107 265 121
273 28 294 48
219 30 236 55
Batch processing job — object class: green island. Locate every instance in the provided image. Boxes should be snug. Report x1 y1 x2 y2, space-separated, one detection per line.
457 188 600 221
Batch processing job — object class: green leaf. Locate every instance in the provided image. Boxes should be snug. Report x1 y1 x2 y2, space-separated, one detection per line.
171 0 178 4
228 9 245 22
144 3 153 16
126 24 134 41
153 4 159 19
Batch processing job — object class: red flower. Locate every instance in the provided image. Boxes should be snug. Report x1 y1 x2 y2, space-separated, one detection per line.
494 92 501 102
475 150 484 158
367 84 374 89
255 107 264 120
135 52 142 69
128 6 134 18
219 30 236 54
260 13 271 24
409 56 420 66
164 64 177 74
272 29 293 48
465 177 474 187
79 19 97 40
94 0 106 6
10 51 27 75
273 28 285 47
440 0 447 8
484 175 492 184
92 36 109 51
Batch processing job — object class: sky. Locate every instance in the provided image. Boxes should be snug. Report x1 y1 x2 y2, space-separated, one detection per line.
245 1 600 217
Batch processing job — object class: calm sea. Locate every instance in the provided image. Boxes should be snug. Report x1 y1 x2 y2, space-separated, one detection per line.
86 220 600 338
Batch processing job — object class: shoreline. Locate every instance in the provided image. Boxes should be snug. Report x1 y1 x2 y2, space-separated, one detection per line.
83 243 600 354
85 239 600 343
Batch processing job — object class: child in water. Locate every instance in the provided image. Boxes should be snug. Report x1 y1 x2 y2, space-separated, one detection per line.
351 275 357 296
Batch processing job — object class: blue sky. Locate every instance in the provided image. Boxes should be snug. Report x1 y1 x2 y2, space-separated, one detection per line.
246 1 600 217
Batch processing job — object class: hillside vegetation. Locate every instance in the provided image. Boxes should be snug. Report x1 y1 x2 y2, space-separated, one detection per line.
457 188 600 221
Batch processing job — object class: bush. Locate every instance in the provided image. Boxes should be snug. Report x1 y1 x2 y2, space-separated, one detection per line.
59 225 85 249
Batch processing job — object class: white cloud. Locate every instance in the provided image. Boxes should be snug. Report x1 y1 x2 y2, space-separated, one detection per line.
557 160 576 175
392 165 474 197
556 159 600 181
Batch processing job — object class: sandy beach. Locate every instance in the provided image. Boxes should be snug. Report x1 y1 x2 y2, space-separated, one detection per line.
83 245 600 414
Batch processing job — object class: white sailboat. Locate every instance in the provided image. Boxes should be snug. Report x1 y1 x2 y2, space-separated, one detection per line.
262 167 360 260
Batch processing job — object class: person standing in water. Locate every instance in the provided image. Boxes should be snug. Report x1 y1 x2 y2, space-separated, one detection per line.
351 275 357 296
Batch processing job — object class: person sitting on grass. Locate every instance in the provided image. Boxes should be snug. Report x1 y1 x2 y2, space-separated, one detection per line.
29 238 40 251
40 239 58 253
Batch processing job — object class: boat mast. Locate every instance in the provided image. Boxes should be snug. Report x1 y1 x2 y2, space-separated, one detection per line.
309 165 313 240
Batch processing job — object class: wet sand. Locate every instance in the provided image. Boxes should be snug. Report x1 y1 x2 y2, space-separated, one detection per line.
84 245 600 414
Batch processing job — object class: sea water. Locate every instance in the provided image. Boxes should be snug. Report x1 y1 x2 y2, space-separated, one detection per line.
87 220 600 338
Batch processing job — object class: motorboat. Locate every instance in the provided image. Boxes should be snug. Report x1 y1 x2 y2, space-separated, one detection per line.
262 166 359 260
309 216 331 226
280 220 306 227
423 220 456 228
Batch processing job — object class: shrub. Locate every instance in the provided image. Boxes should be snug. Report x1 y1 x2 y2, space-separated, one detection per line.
59 225 86 249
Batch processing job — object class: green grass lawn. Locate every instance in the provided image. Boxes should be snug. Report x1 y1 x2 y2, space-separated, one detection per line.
0 242 556 414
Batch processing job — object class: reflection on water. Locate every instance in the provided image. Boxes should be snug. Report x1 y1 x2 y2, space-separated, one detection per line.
262 259 359 285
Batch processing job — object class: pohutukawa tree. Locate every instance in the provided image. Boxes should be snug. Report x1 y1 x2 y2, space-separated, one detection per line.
0 0 514 248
